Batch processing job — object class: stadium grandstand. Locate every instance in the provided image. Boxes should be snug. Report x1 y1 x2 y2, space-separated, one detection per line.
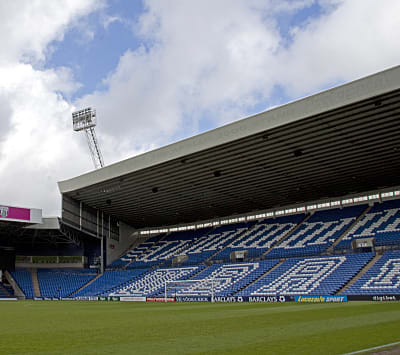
1 65 400 301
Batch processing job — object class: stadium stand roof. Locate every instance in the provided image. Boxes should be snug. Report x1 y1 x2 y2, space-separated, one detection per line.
58 66 400 229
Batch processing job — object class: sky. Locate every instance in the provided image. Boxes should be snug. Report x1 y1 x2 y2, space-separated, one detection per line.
0 0 400 216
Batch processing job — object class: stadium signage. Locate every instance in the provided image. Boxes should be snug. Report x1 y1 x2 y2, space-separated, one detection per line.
0 205 30 221
247 296 288 303
295 295 347 303
347 295 400 301
120 297 146 302
214 296 244 302
97 296 120 301
0 206 9 218
372 295 399 302
147 297 175 302
175 296 210 302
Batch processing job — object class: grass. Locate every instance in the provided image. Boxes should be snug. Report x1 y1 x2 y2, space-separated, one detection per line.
0 301 399 354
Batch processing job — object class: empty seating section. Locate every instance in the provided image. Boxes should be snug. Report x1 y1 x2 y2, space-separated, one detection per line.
108 234 166 269
169 260 279 297
345 250 400 295
267 205 366 259
240 253 373 296
178 223 254 266
129 229 212 269
10 269 34 299
336 200 400 250
5 200 399 298
37 269 97 298
211 215 305 262
111 266 204 297
75 269 148 297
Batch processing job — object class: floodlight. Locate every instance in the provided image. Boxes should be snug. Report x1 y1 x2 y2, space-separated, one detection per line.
72 107 104 169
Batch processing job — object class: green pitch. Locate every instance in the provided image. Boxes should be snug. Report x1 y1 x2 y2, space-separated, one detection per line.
0 301 399 354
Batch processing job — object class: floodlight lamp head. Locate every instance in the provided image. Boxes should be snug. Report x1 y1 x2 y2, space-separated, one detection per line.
72 107 97 131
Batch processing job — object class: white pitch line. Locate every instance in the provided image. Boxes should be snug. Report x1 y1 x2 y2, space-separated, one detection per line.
342 341 400 355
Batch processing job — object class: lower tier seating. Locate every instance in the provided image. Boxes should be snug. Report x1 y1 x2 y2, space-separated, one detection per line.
239 253 374 296
75 269 148 297
166 260 279 297
345 250 400 295
110 266 204 297
10 269 34 299
37 269 97 298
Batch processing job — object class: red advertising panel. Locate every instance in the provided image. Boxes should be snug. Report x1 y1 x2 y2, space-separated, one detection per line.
146 297 175 302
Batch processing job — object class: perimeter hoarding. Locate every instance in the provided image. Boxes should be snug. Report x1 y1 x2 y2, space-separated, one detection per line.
0 204 42 224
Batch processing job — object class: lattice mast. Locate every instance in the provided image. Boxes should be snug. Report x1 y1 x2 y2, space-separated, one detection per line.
72 107 104 169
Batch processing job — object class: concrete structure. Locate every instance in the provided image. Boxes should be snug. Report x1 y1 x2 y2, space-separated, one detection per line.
58 66 400 231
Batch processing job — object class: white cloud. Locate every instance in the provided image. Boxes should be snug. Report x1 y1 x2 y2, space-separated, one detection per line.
0 0 104 64
78 0 400 167
278 0 400 96
0 1 103 215
77 0 285 159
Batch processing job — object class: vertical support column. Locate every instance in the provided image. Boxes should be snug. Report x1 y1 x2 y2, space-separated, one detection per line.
79 202 83 230
100 211 105 274
165 282 167 303
211 279 215 303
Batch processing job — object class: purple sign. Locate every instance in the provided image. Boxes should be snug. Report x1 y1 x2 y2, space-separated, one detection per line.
0 205 31 221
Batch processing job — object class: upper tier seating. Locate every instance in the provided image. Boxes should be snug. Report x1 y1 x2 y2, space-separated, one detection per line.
345 250 400 295
177 222 256 266
108 234 166 269
10 269 34 299
125 229 212 269
211 214 305 262
266 205 367 259
167 260 279 297
239 253 373 296
37 269 97 298
111 266 204 297
75 268 148 297
336 199 400 250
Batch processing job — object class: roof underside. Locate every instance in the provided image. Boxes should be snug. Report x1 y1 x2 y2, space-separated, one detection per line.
60 67 400 229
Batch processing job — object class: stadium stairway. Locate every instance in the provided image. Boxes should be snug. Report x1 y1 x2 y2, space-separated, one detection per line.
4 271 25 299
263 214 311 258
234 258 286 295
0 282 13 297
338 253 382 294
327 205 372 253
30 268 41 298
69 272 102 297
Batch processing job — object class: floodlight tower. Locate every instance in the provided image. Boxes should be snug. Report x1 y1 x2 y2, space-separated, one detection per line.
72 107 105 169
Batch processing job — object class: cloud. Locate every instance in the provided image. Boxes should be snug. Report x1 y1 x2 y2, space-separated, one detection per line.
0 1 104 215
277 0 400 96
0 0 104 65
78 0 400 168
76 0 286 159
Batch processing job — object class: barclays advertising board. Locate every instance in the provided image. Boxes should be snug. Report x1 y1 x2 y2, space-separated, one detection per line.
176 296 291 303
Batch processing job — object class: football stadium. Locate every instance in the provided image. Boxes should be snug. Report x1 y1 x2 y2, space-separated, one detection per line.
1 66 400 354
